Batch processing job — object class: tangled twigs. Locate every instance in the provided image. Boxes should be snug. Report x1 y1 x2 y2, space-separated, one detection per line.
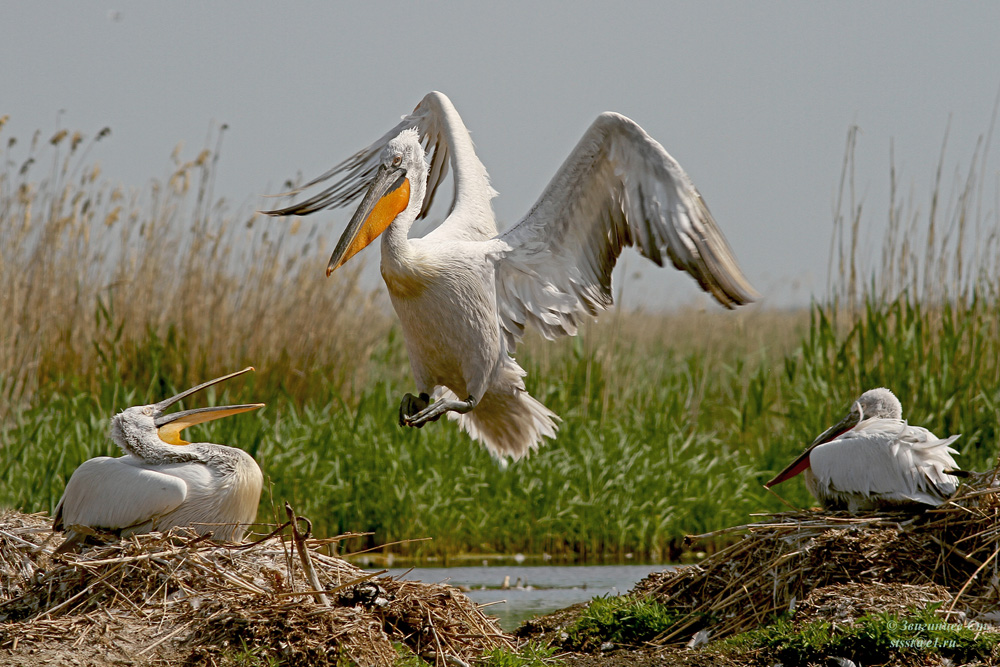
0 509 513 666
633 467 1000 645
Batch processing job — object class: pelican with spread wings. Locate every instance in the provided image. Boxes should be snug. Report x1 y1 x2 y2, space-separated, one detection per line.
266 92 757 460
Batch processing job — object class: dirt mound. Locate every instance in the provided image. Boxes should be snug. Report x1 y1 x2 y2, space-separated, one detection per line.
628 467 1000 644
794 581 954 626
0 510 511 666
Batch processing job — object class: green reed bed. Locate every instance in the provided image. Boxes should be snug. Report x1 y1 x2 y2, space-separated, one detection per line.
0 324 768 561
1 120 999 561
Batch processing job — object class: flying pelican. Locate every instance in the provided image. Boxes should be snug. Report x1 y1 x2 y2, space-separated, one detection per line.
765 388 961 511
265 91 757 460
53 368 264 552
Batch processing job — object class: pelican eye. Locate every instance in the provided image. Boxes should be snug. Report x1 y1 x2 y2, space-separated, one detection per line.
143 406 154 416
392 155 402 166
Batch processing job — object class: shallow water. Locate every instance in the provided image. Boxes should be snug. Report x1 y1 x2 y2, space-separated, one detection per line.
375 564 672 631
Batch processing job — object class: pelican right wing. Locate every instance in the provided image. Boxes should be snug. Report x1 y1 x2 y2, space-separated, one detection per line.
493 112 757 348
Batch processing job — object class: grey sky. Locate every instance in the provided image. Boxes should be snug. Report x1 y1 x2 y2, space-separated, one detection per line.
3 2 999 309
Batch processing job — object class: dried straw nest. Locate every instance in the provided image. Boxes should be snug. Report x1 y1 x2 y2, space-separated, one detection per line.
632 467 1000 645
0 509 512 666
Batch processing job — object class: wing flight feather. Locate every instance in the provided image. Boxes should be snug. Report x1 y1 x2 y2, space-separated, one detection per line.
493 112 757 348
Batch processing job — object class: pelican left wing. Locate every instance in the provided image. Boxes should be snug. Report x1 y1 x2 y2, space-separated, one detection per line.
54 457 188 534
493 112 757 347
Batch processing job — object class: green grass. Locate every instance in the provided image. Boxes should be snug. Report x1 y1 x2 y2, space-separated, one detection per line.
566 596 681 648
480 641 562 667
557 599 1000 662
5 294 999 560
224 639 282 667
0 326 770 559
2 120 1000 561
723 604 1000 664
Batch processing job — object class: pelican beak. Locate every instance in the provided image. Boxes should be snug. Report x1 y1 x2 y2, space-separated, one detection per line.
152 367 263 446
326 163 409 276
764 409 861 488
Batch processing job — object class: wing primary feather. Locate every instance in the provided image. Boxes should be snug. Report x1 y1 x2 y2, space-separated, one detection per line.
637 182 664 267
494 110 756 348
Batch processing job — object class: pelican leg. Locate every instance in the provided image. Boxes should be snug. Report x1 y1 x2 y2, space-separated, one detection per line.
403 395 476 427
399 393 433 427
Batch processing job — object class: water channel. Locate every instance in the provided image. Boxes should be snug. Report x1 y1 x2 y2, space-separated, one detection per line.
374 564 673 631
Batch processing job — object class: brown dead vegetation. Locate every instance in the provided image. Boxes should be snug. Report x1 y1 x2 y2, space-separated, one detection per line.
0 511 512 666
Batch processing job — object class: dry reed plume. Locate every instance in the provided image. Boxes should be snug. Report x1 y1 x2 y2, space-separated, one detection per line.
0 121 395 415
829 118 1000 313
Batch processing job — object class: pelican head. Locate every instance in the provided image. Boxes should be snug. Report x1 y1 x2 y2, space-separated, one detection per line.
765 387 902 488
326 128 427 275
110 367 264 447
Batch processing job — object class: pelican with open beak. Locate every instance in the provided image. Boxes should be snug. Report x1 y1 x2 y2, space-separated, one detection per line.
53 367 265 552
266 91 756 460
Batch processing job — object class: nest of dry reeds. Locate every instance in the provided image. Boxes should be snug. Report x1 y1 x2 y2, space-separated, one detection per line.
0 509 512 666
632 467 1000 645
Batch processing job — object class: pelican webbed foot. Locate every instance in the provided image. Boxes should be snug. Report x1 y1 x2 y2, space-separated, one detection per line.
399 392 432 427
401 394 476 428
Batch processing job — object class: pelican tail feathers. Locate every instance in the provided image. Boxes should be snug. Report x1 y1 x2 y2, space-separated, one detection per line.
437 386 559 461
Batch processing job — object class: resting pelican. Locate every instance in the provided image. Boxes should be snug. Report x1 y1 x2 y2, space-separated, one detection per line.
53 368 264 552
266 91 757 460
765 388 961 511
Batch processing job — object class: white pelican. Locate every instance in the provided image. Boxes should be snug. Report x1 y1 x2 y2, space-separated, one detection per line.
266 92 757 460
53 368 264 552
765 388 961 511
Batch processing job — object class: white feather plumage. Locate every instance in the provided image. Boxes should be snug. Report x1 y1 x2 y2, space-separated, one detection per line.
53 371 263 549
770 388 960 511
